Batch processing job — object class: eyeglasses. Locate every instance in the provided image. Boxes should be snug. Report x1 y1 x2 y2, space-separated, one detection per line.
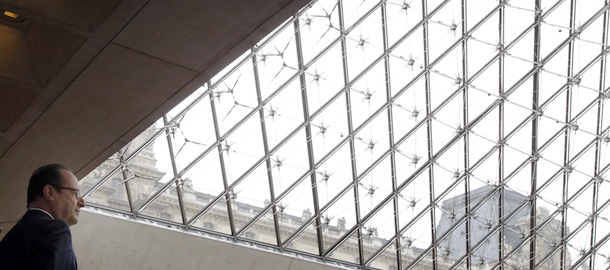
52 185 81 199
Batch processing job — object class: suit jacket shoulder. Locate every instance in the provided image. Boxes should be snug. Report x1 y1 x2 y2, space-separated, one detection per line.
0 210 78 270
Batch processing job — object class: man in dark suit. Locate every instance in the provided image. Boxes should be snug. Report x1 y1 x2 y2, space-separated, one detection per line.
0 164 86 269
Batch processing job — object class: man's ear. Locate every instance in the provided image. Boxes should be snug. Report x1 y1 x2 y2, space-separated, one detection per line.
42 185 56 201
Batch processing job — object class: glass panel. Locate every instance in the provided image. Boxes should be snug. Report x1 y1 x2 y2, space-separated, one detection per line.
321 188 358 252
220 116 265 186
367 241 398 270
298 0 341 65
310 97 350 163
388 26 425 98
327 229 361 264
80 156 120 197
304 42 345 115
341 0 379 31
139 185 183 224
82 166 131 212
182 147 224 203
357 156 393 219
349 60 387 129
166 89 217 173
211 59 257 136
345 6 384 82
190 198 232 235
255 22 299 100
395 122 428 175
276 173 315 242
270 130 310 195
407 248 436 270
121 119 166 160
263 79 304 150
286 220 319 255
361 198 395 262
240 209 277 245
353 109 389 176
315 143 354 207
392 76 427 141
427 0 461 64
469 230 499 268
385 0 423 48
129 126 175 211
232 164 271 233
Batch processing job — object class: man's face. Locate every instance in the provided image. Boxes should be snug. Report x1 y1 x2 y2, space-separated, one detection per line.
53 169 86 226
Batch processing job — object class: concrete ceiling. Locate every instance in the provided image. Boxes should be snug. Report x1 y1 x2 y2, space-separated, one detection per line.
0 0 340 269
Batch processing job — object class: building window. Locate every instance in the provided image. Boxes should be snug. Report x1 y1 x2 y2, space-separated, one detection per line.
160 212 172 220
203 222 215 230
244 231 256 240
110 179 124 199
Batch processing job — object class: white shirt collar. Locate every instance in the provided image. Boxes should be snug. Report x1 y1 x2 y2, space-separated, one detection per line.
28 208 54 220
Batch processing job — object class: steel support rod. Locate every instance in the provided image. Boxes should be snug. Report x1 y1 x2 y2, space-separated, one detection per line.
529 1 542 268
559 0 578 268
459 0 472 268
293 15 326 255
497 1 507 268
251 46 282 246
589 1 610 269
421 0 439 269
336 0 365 264
162 115 188 225
207 82 237 237
379 1 402 269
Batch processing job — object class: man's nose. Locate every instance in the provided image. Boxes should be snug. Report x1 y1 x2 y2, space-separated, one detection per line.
78 197 86 207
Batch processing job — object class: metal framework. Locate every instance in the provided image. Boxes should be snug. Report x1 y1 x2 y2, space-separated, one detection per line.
81 0 610 269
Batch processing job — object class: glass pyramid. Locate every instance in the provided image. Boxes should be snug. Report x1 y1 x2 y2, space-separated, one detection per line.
82 0 610 269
